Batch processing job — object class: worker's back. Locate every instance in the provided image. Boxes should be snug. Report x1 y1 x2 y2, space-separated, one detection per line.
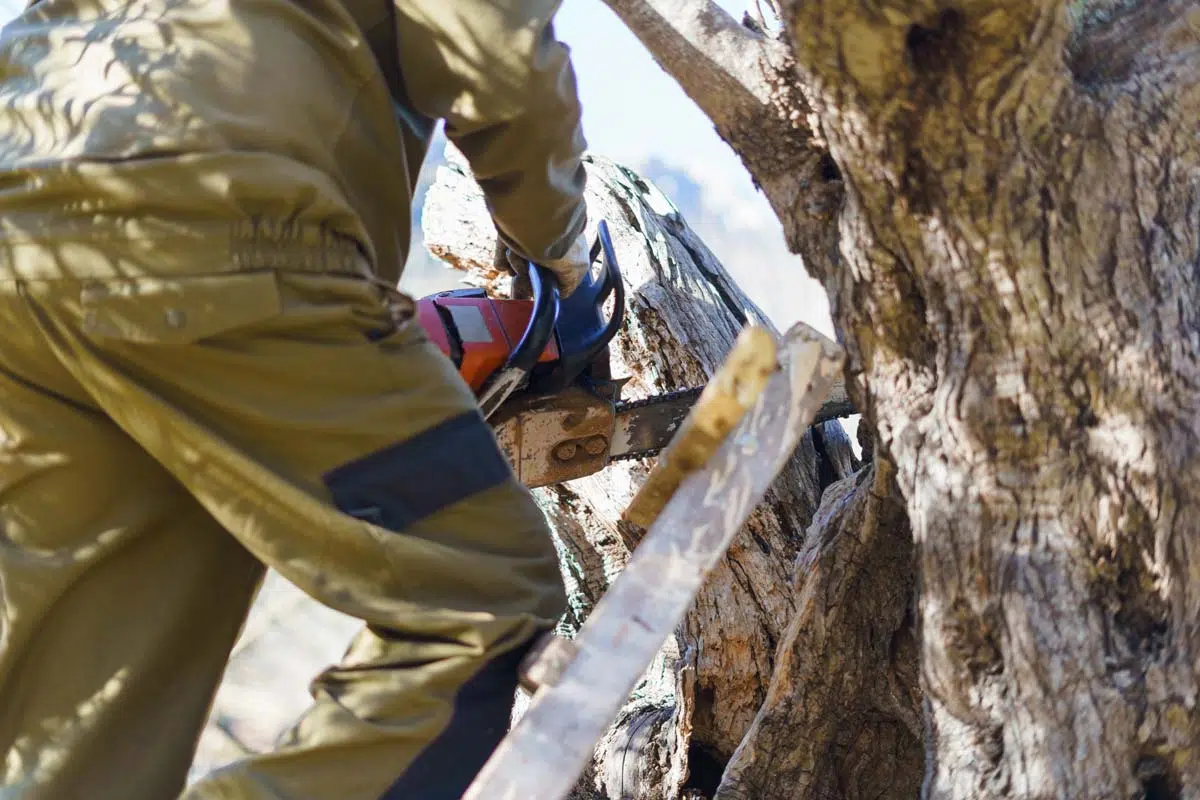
0 0 417 284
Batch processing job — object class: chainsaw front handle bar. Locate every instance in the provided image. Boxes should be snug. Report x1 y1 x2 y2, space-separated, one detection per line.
476 262 561 419
529 220 625 394
509 263 561 372
477 220 626 418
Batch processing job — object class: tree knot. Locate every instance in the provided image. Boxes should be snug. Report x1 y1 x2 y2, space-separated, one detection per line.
905 8 965 75
944 599 1004 682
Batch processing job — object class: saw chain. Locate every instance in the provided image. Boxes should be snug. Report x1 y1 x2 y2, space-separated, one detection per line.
608 386 705 463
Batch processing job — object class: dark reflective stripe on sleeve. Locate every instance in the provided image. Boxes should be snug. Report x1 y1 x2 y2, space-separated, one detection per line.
323 411 512 531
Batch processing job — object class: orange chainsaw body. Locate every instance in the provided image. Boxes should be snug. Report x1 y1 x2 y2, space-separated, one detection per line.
412 221 629 487
416 291 560 392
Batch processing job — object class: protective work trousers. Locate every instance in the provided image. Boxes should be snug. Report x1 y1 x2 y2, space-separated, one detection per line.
0 250 568 799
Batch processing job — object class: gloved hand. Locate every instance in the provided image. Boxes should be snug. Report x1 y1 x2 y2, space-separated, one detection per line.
494 232 590 299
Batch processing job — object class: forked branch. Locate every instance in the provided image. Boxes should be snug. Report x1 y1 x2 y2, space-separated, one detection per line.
601 0 785 125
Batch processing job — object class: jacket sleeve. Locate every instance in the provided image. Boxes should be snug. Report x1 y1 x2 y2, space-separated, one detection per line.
392 0 588 263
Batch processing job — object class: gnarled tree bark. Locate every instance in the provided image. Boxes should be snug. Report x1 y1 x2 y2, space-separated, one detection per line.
424 147 922 799
602 0 1200 797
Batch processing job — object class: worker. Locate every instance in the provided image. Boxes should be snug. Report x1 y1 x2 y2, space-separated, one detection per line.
0 0 587 797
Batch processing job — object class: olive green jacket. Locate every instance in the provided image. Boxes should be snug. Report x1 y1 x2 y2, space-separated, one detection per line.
0 0 587 284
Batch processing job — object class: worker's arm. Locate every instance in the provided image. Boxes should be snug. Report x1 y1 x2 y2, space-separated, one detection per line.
393 0 588 287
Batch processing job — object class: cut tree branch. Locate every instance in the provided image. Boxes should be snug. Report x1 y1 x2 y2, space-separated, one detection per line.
601 0 783 125
423 146 862 798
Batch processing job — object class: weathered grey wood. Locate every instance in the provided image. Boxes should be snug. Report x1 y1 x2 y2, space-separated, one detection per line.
462 321 843 800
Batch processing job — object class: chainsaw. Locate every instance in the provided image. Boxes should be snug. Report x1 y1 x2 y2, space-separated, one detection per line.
415 220 856 488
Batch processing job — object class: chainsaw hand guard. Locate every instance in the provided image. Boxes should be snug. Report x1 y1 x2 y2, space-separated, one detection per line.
528 220 625 395
415 220 626 423
476 264 560 419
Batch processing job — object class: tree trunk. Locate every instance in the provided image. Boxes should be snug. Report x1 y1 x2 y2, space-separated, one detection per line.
423 148 924 798
600 0 1200 797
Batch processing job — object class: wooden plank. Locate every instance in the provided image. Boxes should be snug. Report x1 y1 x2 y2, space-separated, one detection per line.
462 321 845 800
622 324 778 529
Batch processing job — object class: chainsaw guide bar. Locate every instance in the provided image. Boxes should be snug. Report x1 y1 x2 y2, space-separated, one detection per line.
608 385 704 462
610 383 857 463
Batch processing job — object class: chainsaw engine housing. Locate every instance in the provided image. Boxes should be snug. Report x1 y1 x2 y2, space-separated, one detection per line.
416 289 560 393
415 221 628 487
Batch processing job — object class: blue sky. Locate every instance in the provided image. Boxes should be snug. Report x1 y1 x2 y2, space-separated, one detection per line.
557 1 756 193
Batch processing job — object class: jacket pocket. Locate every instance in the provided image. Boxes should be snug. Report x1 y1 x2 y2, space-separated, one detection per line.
79 271 284 345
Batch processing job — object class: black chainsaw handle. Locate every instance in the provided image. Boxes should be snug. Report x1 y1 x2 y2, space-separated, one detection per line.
508 263 560 372
476 261 560 420
528 219 625 394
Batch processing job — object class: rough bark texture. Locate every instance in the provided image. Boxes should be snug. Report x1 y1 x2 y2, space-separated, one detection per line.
606 0 1200 797
424 149 922 799
718 461 921 800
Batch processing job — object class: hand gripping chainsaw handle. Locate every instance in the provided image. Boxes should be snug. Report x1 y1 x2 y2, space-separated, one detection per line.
471 220 625 418
528 220 625 395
